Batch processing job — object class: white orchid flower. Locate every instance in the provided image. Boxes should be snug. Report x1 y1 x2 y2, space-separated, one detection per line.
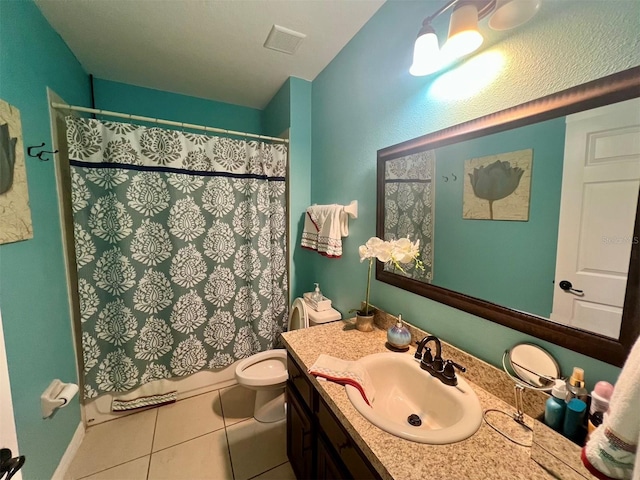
372 240 393 263
358 244 371 262
391 237 420 263
356 236 423 316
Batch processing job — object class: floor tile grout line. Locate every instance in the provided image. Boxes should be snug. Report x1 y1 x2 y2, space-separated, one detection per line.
246 460 290 480
149 387 229 453
150 425 228 454
75 453 150 480
219 389 238 480
73 410 158 479
146 408 159 480
76 386 246 479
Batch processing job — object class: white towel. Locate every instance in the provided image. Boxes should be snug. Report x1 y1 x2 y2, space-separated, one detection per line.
308 354 375 406
582 335 640 480
301 204 348 258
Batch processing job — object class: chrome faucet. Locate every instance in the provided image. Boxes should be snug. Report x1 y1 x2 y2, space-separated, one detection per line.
414 335 466 386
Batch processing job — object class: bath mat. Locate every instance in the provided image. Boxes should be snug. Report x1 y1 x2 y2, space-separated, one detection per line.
111 391 177 411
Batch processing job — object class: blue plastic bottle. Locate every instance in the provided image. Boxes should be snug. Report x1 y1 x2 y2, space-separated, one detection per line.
563 398 587 442
545 380 566 432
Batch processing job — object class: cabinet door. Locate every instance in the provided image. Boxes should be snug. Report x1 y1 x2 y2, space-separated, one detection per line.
317 398 381 480
286 384 313 480
317 435 348 480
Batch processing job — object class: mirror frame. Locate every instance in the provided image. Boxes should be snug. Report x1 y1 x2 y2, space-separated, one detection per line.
376 66 640 367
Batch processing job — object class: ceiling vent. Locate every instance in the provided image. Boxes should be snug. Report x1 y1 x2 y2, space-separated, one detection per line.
264 25 306 55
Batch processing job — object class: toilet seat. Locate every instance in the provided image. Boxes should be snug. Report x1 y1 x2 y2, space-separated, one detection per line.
288 297 309 331
234 350 287 388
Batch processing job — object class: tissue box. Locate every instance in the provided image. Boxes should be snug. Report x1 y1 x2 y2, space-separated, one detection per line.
303 292 332 311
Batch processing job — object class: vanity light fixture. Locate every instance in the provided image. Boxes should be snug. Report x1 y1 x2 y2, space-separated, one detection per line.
441 2 484 60
409 0 541 77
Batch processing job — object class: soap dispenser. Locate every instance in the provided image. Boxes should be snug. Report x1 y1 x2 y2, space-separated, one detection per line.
387 314 411 350
311 283 323 303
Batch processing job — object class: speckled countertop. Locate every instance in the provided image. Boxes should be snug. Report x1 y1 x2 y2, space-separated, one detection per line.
282 318 565 480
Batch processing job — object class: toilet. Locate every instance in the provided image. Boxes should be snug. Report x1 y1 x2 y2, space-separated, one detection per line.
234 298 341 422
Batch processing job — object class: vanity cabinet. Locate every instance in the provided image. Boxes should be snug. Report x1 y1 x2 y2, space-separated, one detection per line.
286 353 381 480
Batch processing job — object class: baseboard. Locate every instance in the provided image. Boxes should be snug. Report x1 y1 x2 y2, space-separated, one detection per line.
51 421 85 480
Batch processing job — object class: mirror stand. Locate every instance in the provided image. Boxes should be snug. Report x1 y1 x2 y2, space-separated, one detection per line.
483 384 534 448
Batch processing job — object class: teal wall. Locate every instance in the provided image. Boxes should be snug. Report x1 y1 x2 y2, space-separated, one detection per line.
262 79 291 138
93 78 263 134
309 0 640 388
262 77 314 300
287 78 313 299
432 117 565 317
0 0 90 478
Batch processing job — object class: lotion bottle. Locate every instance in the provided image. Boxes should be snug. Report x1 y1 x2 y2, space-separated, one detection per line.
545 380 566 432
565 367 589 403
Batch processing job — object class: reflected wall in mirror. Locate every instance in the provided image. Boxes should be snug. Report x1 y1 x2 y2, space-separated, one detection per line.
377 67 640 367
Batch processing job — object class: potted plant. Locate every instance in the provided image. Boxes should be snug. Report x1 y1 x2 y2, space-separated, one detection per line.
354 236 423 332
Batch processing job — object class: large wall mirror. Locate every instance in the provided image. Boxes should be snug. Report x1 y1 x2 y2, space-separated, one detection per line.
376 67 640 367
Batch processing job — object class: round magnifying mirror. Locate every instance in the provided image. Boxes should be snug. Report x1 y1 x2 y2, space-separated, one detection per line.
504 343 560 390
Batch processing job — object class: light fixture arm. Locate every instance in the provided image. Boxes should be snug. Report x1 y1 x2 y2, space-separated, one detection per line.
424 0 459 24
424 0 497 25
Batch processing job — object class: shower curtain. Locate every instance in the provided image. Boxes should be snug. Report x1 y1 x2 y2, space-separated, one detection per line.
65 117 288 399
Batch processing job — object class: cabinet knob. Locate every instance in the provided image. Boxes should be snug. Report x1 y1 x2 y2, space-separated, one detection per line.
337 441 350 453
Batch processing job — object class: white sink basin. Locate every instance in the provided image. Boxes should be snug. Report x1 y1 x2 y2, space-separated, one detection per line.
346 352 482 444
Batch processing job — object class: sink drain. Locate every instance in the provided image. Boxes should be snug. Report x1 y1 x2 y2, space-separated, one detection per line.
407 414 422 427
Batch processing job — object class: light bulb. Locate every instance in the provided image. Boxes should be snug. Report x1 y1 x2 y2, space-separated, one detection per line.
409 27 442 76
442 3 483 61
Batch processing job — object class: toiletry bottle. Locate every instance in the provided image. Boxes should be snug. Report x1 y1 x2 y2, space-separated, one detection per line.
387 314 411 350
311 283 323 303
590 381 613 416
563 398 587 443
587 381 614 440
565 367 589 403
544 380 566 432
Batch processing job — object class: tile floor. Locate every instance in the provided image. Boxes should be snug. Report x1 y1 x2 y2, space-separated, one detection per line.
65 385 296 480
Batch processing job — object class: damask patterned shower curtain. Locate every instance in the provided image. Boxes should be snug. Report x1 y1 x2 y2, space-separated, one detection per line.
384 150 435 282
65 117 288 399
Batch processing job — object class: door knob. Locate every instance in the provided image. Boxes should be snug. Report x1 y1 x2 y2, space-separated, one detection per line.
559 280 584 295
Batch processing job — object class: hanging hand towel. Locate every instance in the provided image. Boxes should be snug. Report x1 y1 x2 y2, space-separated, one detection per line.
308 354 375 405
301 204 348 258
582 336 640 480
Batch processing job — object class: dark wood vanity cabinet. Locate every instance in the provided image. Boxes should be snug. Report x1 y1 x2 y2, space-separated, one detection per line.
286 353 381 480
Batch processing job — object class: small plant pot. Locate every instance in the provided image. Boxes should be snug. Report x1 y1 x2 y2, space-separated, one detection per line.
355 311 375 332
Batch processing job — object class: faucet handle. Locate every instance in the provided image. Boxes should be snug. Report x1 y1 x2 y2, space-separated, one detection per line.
423 347 433 364
444 360 466 375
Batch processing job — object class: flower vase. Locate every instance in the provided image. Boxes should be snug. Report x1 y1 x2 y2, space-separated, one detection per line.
355 311 375 332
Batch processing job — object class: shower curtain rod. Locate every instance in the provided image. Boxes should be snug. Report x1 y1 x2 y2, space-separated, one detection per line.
50 102 290 144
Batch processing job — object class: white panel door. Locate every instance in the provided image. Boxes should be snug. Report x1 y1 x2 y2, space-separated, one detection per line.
0 308 22 480
551 98 640 338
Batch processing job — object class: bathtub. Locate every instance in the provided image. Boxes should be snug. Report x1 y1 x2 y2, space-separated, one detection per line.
83 363 237 426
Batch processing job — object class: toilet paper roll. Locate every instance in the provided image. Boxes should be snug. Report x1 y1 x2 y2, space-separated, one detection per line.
56 383 79 406
42 380 80 418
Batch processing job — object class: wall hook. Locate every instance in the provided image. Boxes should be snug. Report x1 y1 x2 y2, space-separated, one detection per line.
27 142 58 162
451 173 457 181
442 176 449 182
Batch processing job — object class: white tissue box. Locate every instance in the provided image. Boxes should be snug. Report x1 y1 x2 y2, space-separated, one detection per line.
303 292 332 311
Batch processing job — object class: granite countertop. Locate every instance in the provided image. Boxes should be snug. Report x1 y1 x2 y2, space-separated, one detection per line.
281 318 558 480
